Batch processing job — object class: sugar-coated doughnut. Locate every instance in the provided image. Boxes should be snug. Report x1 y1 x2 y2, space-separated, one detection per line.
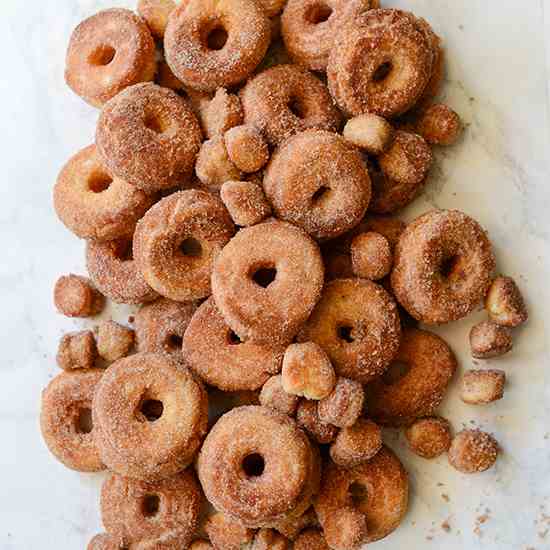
225 125 270 173
404 416 451 459
350 231 392 280
93 352 208 480
199 88 244 139
272 507 318 540
461 369 506 405
220 180 272 227
138 0 176 39
343 113 394 155
469 320 513 359
54 274 105 317
252 529 290 550
330 418 382 467
260 375 300 416
296 399 337 444
294 528 330 550
57 330 97 371
485 275 528 327
65 9 156 107
87 533 118 550
448 429 498 474
195 136 243 193
204 512 255 550
97 321 134 362
416 104 462 146
363 215 406 249
318 377 364 428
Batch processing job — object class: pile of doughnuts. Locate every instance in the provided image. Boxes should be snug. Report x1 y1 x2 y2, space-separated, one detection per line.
42 1 528 548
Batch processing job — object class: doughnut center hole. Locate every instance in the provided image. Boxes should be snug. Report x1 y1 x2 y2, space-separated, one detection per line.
251 266 277 288
88 172 112 193
440 254 459 278
349 482 368 506
373 61 393 82
227 330 242 345
140 399 164 422
144 112 169 134
113 240 133 262
179 237 203 258
288 97 306 119
306 3 333 24
242 453 265 477
167 334 183 349
76 407 93 434
205 24 228 50
142 494 160 517
312 185 330 203
382 361 410 385
89 44 116 66
337 325 354 343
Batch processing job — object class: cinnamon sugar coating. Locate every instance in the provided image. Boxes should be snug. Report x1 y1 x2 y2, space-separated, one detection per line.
485 275 528 327
87 533 119 550
204 512 255 550
252 528 290 550
260 375 300 416
461 369 506 405
448 429 499 473
416 104 462 146
404 416 451 458
296 399 337 444
469 320 513 359
330 418 383 467
363 215 406 249
97 321 134 362
195 136 243 193
220 180 272 227
189 541 213 550
318 377 364 428
272 506 318 540
54 274 104 317
156 59 185 91
225 125 270 173
57 330 97 370
137 0 176 39
294 528 330 550
343 113 394 155
199 88 244 139
350 231 393 280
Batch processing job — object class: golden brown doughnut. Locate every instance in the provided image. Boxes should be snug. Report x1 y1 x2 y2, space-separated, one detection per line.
448 429 499 474
97 321 134 362
134 190 235 301
366 328 457 426
225 125 270 173
54 274 105 317
461 369 506 405
57 330 97 370
296 399 337 444
263 130 371 240
343 113 394 155
195 136 243 193
65 9 156 107
240 65 342 146
260 375 300 416
93 352 208 480
318 377 364 428
184 297 284 391
391 210 496 323
220 180 272 227
164 0 271 92
330 418 382 467
404 416 451 459
40 369 105 472
416 103 462 146
350 231 392 280
204 512 255 550
87 533 119 550
298 278 401 384
252 528 290 550
485 275 528 327
96 83 202 193
469 320 513 359
138 0 176 39
294 528 330 550
212 221 324 346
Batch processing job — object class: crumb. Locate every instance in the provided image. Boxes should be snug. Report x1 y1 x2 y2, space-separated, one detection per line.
442 494 450 502
128 315 135 324
441 519 451 533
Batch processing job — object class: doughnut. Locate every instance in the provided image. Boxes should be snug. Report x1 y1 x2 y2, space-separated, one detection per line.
220 180 272 227
86 238 159 305
225 126 270 173
54 274 104 318
282 342 336 400
87 533 118 550
416 104 462 146
263 130 371 240
391 210 496 323
240 65 342 146
134 190 235 301
211 221 324 346
404 416 451 459
184 298 284 391
195 137 243 192
296 399 337 444
204 512 255 550
93 352 208 480
138 0 176 39
54 145 155 241
327 9 435 117
448 429 499 474
189 541 213 550
330 419 383 467
65 9 156 107
281 0 376 71
318 377 364 428
40 369 105 472
294 529 329 550
57 331 97 370
414 29 444 112
96 321 134 362
197 406 320 527
272 507 318 540
298 278 401 384
164 0 271 92
350 231 392 280
469 320 513 359
260 375 300 416
101 468 201 548
252 529 290 550
366 328 457 426
343 113 394 155
461 369 506 405
485 275 528 327
199 88 244 139
96 83 203 193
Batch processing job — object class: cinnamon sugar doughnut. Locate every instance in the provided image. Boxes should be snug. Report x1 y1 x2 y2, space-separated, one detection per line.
260 375 300 416
296 399 337 444
164 0 271 92
391 210 496 323
65 9 156 108
404 416 451 459
96 83 202 193
184 297 284 391
54 274 105 318
57 330 97 371
240 65 342 146
366 328 457 426
101 468 201 548
134 190 235 301
330 418 382 467
93 352 208 480
205 512 255 550
138 0 176 39
298 278 401 384
263 130 371 240
448 429 499 474
197 406 320 527
225 125 270 173
40 369 105 472
220 180 272 227
195 137 243 193
212 221 324 346
86 238 159 305
416 104 462 146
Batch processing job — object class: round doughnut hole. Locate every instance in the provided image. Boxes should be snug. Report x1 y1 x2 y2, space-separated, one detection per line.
88 44 116 66
373 61 393 83
167 334 183 349
288 97 306 119
203 22 229 51
349 481 368 507
242 453 265 477
305 3 333 24
75 407 93 434
251 266 277 288
312 185 330 203
142 494 160 517
440 254 460 279
88 172 112 193
179 237 203 258
139 398 164 422
227 330 242 345
337 325 355 343
382 361 410 385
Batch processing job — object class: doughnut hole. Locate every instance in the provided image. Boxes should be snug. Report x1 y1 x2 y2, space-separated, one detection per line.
461 369 506 405
88 172 113 193
205 512 255 550
485 276 528 327
57 330 97 370
405 417 451 459
260 375 300 416
227 330 242 345
330 419 382 467
54 274 104 318
252 528 290 550
220 180 272 227
88 44 116 66
311 185 331 204
142 494 161 517
350 232 393 281
416 104 462 146
448 429 499 474
318 377 364 428
138 0 176 39
343 114 394 155
305 3 333 24
296 399 337 444
224 125 269 173
348 481 368 507
97 321 134 362
321 507 368 550
469 321 512 359
196 136 243 193
112 239 134 262
242 453 266 477
288 96 307 119
167 333 184 350
201 88 244 139
189 541 214 550
294 529 330 550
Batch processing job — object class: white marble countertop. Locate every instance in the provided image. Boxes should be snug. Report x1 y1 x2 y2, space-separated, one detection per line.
1 1 549 548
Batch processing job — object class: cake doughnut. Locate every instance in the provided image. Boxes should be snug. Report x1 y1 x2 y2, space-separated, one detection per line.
316 446 408 547
469 320 513 359
448 429 499 474
97 321 134 362
220 180 272 227
296 399 337 444
138 0 176 39
240 65 342 146
212 221 324 346
164 0 271 92
264 130 371 240
195 137 243 193
65 9 156 108
318 377 364 428
225 125 270 173
101 468 201 548
294 529 330 550
57 331 97 371
86 238 159 305
391 210 496 323
96 83 202 193
260 375 300 416
204 512 255 550
197 406 321 527
87 533 119 550
404 416 451 459
350 231 392 280
330 419 383 467
485 275 528 327
93 352 208 480
40 369 105 472
461 369 506 405
366 328 457 426
134 190 235 302
54 274 105 318
343 113 394 155
416 104 462 146
184 298 284 391
252 529 290 550
298 278 401 384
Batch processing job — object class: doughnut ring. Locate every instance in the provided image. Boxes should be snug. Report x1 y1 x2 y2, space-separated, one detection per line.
65 8 156 108
391 209 496 323
101 468 201 548
96 83 203 193
211 220 324 346
134 190 235 302
93 352 208 480
183 297 284 391
366 328 457 426
298 278 401 384
164 0 271 92
40 369 105 472
263 130 371 240
197 406 320 527
240 64 342 146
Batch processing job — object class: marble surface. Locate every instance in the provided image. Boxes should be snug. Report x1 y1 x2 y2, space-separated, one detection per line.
1 1 549 548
